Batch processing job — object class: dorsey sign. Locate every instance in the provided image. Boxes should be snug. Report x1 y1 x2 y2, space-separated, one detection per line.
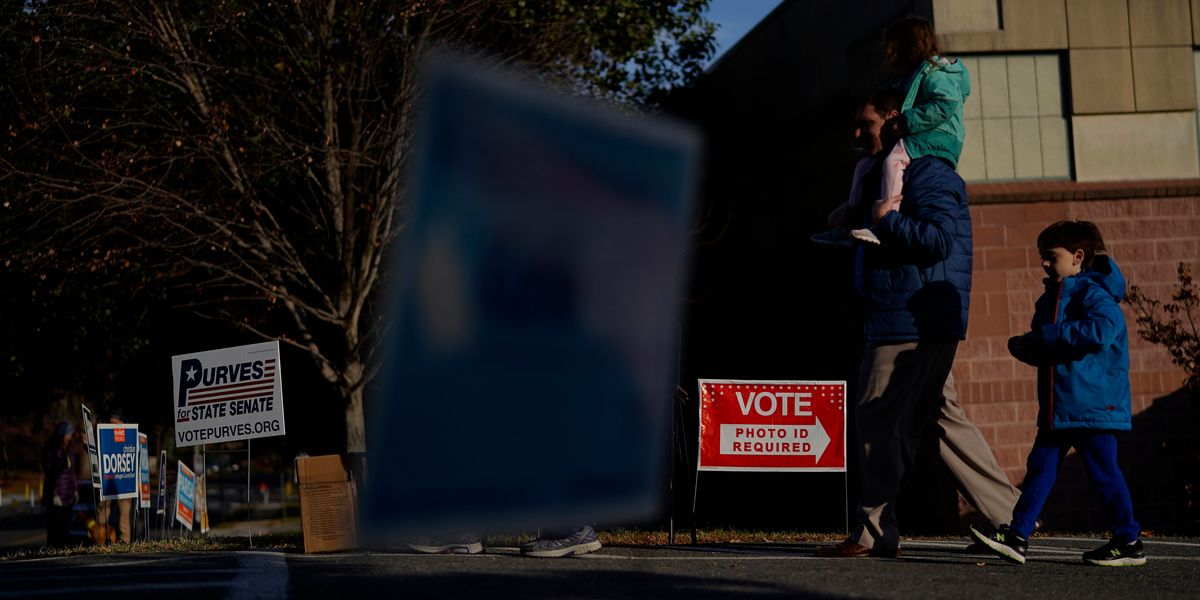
97 424 140 501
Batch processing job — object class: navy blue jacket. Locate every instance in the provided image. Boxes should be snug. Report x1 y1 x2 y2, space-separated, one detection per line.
1017 256 1132 431
859 156 972 342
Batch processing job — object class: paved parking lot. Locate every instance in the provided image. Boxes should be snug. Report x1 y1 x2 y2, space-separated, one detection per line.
2 536 1198 599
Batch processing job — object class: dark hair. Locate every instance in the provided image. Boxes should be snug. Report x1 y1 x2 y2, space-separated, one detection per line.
1037 220 1106 268
883 17 939 71
863 86 902 115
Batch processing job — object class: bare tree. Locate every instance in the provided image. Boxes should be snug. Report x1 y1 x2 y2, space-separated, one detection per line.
1 1 714 452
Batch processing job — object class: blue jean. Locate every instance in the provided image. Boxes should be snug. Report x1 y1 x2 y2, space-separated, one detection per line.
1011 430 1140 542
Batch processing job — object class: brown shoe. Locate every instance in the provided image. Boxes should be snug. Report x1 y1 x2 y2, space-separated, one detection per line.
816 539 870 557
815 539 900 558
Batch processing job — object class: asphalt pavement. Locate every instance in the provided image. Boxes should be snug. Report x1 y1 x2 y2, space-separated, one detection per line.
2 536 1198 599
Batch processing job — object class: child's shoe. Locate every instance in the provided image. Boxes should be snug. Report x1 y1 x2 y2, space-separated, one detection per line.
1082 538 1146 566
849 228 882 245
810 228 854 248
969 523 1027 564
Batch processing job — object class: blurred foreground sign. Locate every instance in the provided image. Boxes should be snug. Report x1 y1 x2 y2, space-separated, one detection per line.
367 59 700 535
698 380 847 472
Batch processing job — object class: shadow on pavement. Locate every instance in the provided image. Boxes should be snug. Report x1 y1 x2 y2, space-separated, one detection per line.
291 567 850 599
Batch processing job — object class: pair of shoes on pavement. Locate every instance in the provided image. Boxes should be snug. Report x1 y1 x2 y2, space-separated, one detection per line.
815 538 899 558
809 228 882 248
969 524 1146 566
521 525 602 558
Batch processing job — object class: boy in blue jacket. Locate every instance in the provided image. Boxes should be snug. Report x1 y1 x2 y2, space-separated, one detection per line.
971 221 1145 566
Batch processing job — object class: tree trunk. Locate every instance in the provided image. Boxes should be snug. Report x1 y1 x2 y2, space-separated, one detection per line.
345 383 367 454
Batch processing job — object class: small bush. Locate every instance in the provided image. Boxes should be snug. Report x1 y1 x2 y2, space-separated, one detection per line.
1126 263 1200 391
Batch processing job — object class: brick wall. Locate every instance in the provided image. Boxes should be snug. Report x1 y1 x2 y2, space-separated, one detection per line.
954 182 1200 532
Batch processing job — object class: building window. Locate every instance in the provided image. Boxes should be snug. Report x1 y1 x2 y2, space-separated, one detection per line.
957 54 1071 182
932 0 1002 34
1193 50 1200 162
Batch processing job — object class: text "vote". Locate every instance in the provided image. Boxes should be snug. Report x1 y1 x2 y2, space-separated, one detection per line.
735 391 813 417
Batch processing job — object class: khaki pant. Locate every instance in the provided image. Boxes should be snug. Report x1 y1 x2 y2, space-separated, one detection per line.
98 497 133 543
851 341 1019 552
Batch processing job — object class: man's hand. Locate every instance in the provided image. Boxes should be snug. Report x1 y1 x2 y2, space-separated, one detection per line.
871 195 902 224
827 202 853 228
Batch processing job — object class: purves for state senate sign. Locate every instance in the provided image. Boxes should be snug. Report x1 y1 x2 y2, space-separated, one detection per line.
172 341 285 447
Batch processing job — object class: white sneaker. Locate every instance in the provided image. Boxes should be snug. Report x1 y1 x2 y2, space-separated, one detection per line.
407 534 483 555
850 228 881 245
520 525 602 558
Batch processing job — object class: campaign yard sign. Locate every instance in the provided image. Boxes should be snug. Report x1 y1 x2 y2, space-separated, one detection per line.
97 424 140 500
193 453 209 534
698 380 846 472
82 404 100 488
156 450 167 515
138 433 150 509
171 341 285 447
197 474 209 534
175 461 195 530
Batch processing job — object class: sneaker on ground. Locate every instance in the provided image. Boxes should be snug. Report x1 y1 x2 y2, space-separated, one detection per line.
964 519 1041 552
407 534 483 555
521 525 602 558
969 523 1027 564
1082 538 1146 567
849 228 882 245
810 228 854 248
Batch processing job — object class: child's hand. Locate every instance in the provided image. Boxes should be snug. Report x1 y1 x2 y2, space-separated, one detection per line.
1008 334 1045 366
871 195 902 224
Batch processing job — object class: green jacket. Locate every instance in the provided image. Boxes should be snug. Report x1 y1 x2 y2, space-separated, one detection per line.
899 56 970 168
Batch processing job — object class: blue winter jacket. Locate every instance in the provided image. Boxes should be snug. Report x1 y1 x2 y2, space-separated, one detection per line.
859 156 972 342
1019 256 1132 431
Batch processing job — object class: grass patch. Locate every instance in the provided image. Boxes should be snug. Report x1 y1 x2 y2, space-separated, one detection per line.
4 528 846 560
599 528 845 545
481 528 844 548
1 532 303 561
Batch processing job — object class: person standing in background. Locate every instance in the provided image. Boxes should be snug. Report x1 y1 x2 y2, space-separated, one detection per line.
42 421 78 547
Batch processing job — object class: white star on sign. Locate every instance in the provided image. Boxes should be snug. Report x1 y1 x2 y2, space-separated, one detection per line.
186 366 197 381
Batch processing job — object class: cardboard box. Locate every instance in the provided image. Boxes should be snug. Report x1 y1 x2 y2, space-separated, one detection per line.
297 455 358 553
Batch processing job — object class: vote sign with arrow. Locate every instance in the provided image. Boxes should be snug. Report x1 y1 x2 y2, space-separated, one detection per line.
698 380 846 472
